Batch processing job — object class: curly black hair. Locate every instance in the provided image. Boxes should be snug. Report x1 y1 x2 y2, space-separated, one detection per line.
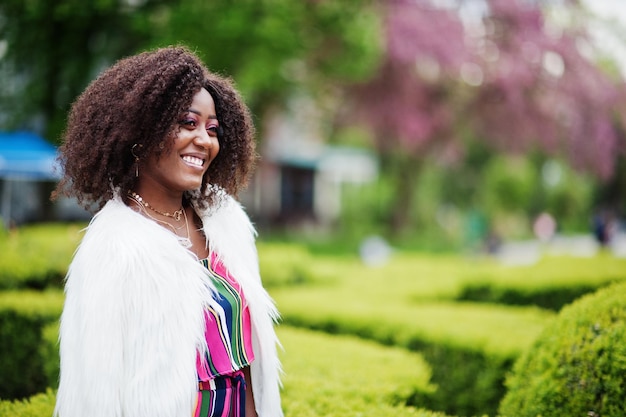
53 46 257 211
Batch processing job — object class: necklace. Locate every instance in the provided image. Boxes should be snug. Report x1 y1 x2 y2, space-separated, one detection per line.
128 191 184 221
177 208 193 249
127 192 193 249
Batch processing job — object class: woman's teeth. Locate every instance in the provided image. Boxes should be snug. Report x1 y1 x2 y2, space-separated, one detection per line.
182 156 204 166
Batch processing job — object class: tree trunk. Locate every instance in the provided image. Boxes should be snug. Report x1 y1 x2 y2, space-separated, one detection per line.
385 152 422 236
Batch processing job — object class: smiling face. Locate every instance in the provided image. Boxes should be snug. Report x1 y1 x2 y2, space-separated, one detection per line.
138 88 220 197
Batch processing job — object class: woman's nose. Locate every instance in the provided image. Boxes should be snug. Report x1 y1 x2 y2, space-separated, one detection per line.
194 128 213 148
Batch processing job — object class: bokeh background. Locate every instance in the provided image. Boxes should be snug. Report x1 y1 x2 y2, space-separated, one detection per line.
2 0 626 253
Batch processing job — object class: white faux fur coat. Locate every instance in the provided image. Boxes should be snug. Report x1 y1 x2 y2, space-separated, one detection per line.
54 195 283 417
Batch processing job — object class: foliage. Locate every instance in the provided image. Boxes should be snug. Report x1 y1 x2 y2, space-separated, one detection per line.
0 291 63 400
4 224 626 414
270 251 554 416
0 0 168 141
278 326 443 417
128 0 381 131
41 322 60 391
257 242 317 287
408 346 512 417
0 390 56 417
499 282 626 417
457 252 626 310
0 327 452 417
346 0 626 236
479 156 537 214
0 0 380 146
0 224 83 289
467 0 626 180
333 142 598 249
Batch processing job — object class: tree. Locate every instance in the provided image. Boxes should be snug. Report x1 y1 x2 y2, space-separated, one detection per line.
348 0 471 233
466 0 625 179
347 0 626 235
145 0 381 135
0 0 171 142
0 0 381 148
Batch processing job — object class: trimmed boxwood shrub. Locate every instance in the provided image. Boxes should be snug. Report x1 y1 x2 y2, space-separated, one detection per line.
0 291 63 400
278 326 450 417
499 281 626 417
457 281 601 311
41 322 60 390
0 389 56 417
257 242 316 287
274 274 551 417
1 327 453 417
0 310 48 399
407 345 513 417
456 254 626 311
0 224 82 290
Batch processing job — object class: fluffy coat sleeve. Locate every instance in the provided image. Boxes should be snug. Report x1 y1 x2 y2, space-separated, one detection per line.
54 199 214 417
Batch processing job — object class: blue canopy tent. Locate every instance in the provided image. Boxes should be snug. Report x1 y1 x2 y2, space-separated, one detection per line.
0 131 61 227
0 131 60 180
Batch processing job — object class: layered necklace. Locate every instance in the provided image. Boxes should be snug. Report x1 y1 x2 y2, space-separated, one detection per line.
128 191 192 249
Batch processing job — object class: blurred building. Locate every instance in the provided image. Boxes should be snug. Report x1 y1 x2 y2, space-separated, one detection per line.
242 103 378 228
2 119 378 229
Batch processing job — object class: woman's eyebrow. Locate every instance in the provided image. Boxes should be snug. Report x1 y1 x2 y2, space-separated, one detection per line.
188 109 218 120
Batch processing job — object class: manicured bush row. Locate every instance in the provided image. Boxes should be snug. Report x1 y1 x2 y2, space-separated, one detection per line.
0 291 63 400
0 390 56 417
41 322 60 391
457 281 600 311
499 281 626 417
0 326 456 417
277 326 454 417
407 345 512 417
456 253 626 310
272 284 552 417
0 224 83 290
0 226 318 291
257 242 318 287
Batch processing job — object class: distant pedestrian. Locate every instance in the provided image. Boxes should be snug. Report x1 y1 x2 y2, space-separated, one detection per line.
593 208 615 246
533 212 556 242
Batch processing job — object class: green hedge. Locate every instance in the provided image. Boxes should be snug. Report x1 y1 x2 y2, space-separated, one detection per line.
4 225 626 416
41 322 60 390
0 326 456 417
0 291 63 400
268 251 561 416
499 282 626 417
0 224 83 290
0 390 56 417
278 326 452 417
456 253 626 310
257 242 318 287
273 282 552 417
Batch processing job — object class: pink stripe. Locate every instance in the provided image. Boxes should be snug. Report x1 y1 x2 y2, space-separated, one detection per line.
193 392 201 417
196 254 255 380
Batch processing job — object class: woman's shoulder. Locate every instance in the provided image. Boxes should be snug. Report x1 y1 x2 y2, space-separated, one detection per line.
200 194 254 231
78 197 180 262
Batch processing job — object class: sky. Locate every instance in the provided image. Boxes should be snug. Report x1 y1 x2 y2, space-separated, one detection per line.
580 0 626 74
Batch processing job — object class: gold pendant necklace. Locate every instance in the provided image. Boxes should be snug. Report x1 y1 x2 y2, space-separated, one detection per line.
128 191 184 221
128 192 192 248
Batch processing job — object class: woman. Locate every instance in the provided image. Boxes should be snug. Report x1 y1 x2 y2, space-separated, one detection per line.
53 46 283 417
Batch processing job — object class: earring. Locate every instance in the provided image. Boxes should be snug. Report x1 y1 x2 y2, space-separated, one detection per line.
131 144 142 177
159 141 165 150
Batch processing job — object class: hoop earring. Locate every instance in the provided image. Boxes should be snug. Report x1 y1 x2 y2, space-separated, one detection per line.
131 144 142 177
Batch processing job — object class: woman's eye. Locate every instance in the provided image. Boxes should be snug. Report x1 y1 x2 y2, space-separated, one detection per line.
207 124 219 136
180 118 197 128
